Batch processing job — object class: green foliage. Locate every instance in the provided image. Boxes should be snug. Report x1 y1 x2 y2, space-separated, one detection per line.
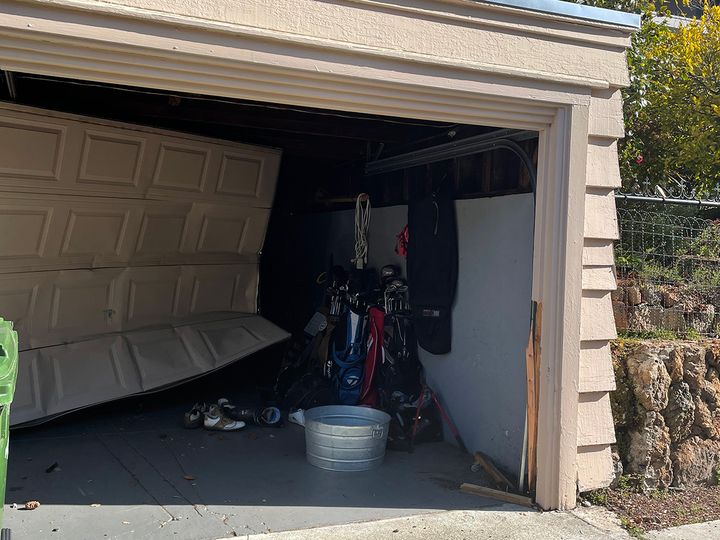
624 5 720 196
686 327 703 340
618 328 681 339
615 219 720 289
647 488 669 500
683 221 720 287
583 489 609 506
620 516 647 539
638 261 683 283
615 253 646 270
582 1 720 196
691 268 720 288
617 473 646 492
684 222 720 260
575 0 654 14
714 468 720 485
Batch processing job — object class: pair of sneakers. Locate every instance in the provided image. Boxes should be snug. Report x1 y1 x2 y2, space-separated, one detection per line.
183 401 246 431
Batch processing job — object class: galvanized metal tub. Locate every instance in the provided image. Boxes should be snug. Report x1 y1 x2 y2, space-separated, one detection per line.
304 405 391 472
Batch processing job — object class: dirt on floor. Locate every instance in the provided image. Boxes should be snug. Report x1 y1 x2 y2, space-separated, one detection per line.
584 483 720 536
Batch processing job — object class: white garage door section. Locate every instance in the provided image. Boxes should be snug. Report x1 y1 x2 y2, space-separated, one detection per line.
0 103 289 426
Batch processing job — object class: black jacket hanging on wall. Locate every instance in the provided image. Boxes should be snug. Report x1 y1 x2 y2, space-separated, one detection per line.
407 190 458 355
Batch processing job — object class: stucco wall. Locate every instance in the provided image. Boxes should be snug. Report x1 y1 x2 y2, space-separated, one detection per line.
285 193 534 475
19 0 632 89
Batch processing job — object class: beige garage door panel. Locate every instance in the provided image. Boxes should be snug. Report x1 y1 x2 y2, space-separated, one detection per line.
126 328 211 390
43 269 124 343
185 203 270 257
0 114 66 183
12 350 43 422
0 272 45 351
0 264 260 350
187 264 259 315
0 194 140 272
40 336 139 417
188 316 290 367
122 266 184 330
0 103 282 206
0 103 285 425
0 195 270 273
10 315 289 426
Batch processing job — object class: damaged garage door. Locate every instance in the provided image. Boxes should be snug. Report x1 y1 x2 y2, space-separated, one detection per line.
0 103 289 425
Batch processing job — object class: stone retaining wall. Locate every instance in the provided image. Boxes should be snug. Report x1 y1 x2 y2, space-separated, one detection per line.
612 339 720 490
613 279 720 337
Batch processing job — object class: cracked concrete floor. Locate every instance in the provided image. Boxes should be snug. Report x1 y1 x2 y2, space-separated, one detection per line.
4 402 497 539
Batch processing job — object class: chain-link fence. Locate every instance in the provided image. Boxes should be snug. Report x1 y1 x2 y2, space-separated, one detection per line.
614 206 720 338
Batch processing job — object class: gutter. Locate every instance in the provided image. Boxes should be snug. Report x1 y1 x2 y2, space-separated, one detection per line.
478 0 641 29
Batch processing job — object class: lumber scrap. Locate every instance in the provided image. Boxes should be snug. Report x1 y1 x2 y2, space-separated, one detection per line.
525 301 542 492
460 483 534 508
472 451 514 491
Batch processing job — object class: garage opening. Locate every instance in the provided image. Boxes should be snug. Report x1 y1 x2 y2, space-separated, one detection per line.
0 73 538 534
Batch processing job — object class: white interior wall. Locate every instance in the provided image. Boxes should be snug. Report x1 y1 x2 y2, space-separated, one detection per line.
290 193 534 475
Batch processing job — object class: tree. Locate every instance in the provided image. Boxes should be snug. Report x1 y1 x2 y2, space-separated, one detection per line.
582 1 720 197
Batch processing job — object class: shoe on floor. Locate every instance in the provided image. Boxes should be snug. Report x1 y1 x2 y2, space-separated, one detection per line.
183 402 208 429
217 398 282 427
203 404 246 431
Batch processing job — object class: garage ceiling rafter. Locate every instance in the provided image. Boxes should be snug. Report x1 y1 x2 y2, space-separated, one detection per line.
0 0 634 511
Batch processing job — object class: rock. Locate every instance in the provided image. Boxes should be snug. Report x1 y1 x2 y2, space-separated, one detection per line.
692 396 717 439
707 348 720 370
662 309 687 333
683 347 707 391
708 288 720 307
678 293 703 313
641 283 662 306
710 345 720 369
627 345 671 411
671 437 720 487
627 410 673 490
707 367 720 389
664 347 685 383
664 382 695 442
628 305 664 332
662 287 681 309
612 301 628 330
611 344 635 427
688 305 716 335
627 286 642 307
706 372 720 412
610 446 624 489
712 409 720 438
701 381 720 410
611 287 626 304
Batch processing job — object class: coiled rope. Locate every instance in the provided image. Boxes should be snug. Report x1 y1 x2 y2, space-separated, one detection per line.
352 193 371 269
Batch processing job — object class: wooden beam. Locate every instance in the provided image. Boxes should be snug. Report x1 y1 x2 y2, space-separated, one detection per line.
526 301 542 492
472 452 515 491
525 312 537 492
460 483 534 508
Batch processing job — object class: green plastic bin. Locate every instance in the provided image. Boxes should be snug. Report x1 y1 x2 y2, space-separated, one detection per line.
0 319 18 532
